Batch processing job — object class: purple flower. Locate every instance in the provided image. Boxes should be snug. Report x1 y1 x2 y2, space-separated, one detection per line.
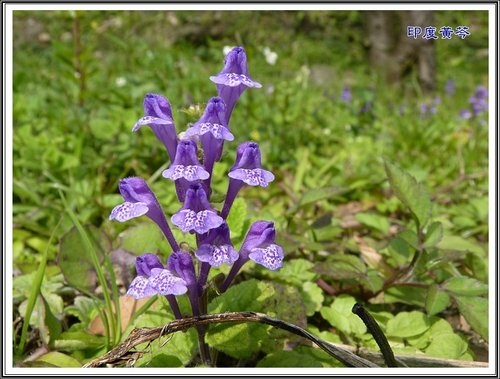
341 86 352 103
445 79 456 96
196 223 238 267
109 177 179 251
459 108 472 120
469 86 488 116
185 97 233 179
210 46 262 123
167 251 200 315
162 139 209 202
219 221 284 292
126 254 188 299
132 93 178 162
171 183 224 234
221 142 274 218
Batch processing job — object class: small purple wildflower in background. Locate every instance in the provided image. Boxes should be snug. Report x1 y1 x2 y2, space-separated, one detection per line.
110 46 283 330
419 97 440 117
469 86 488 116
459 108 472 120
341 86 352 103
458 85 488 120
445 79 456 96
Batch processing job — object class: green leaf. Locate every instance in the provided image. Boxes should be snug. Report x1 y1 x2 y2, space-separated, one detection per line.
120 222 164 254
54 330 106 351
206 322 270 359
423 222 443 248
384 160 432 228
208 279 275 314
386 311 430 338
137 354 183 368
443 277 488 296
383 285 427 307
291 186 349 212
267 258 316 287
206 280 275 358
257 350 323 367
225 197 247 240
406 317 454 349
424 332 468 359
300 281 324 316
320 295 366 337
454 296 488 341
425 284 450 316
58 225 105 292
314 254 366 280
35 351 81 368
355 212 390 234
437 235 486 257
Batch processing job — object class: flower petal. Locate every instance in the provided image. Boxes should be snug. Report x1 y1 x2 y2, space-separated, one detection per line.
132 116 173 132
109 201 149 222
171 209 223 234
149 268 188 296
196 244 239 267
210 73 261 88
248 244 284 270
126 276 157 299
228 168 275 187
162 165 210 181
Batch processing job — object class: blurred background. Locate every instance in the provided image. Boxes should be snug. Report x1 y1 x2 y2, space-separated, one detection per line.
12 10 489 367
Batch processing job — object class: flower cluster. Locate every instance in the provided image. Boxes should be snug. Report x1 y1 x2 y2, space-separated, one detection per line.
109 46 283 318
459 85 488 120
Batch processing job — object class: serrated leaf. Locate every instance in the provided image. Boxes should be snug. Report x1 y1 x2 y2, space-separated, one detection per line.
454 296 488 341
425 284 450 316
386 311 430 338
268 258 316 286
424 222 443 248
320 295 366 337
384 160 432 228
443 277 488 296
300 282 324 316
424 332 468 359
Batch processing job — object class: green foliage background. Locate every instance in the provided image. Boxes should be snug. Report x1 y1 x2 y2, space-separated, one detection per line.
12 10 489 368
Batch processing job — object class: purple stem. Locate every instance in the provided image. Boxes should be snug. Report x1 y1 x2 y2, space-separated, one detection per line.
220 179 244 219
165 295 182 319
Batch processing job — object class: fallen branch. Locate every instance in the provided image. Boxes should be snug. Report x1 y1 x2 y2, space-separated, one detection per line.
82 311 488 369
83 311 377 368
